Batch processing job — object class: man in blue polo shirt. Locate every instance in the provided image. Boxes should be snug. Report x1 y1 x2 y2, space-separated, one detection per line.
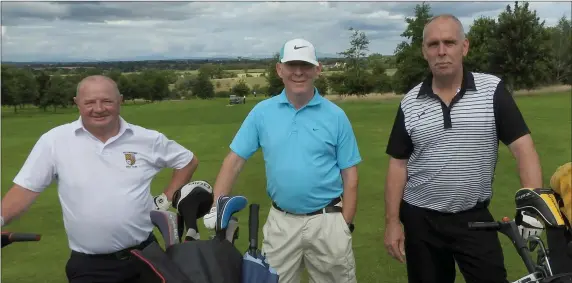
204 38 361 283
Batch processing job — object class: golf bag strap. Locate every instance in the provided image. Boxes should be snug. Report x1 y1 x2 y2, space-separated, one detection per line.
272 197 342 216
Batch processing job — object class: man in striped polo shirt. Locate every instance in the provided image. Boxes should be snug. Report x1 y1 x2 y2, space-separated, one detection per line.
383 14 543 283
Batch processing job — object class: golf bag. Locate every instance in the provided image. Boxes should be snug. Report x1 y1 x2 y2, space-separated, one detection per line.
132 188 247 283
515 188 572 279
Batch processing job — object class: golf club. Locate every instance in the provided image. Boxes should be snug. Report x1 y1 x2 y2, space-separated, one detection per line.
1 232 42 248
528 235 554 276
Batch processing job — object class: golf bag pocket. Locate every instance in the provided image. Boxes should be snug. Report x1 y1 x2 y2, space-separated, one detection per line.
132 239 243 283
131 242 193 283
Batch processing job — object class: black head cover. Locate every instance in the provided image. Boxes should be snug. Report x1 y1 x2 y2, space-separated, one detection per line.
172 181 214 240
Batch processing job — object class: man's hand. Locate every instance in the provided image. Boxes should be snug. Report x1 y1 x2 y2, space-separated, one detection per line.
203 207 217 230
384 220 406 263
153 193 171 211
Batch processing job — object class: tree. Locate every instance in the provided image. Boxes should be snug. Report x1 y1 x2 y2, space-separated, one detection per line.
265 53 284 96
368 53 393 93
338 27 375 96
547 16 571 84
465 17 498 73
173 74 196 99
392 2 433 94
43 75 75 112
489 1 553 90
193 71 215 99
35 71 51 110
232 79 250 96
314 75 329 95
1 66 22 113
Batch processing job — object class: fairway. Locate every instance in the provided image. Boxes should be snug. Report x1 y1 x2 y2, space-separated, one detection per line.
1 91 570 282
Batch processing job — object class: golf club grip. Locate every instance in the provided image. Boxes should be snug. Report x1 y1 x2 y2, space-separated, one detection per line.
467 221 500 230
249 204 259 250
7 233 41 242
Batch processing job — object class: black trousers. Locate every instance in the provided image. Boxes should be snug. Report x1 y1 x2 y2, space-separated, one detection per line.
65 233 156 283
399 200 508 283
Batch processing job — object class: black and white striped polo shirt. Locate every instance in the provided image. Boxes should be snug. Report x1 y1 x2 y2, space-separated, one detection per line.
386 68 530 213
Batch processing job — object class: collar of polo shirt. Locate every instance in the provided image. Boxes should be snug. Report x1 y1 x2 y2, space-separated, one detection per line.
277 87 323 108
73 116 132 137
417 66 477 99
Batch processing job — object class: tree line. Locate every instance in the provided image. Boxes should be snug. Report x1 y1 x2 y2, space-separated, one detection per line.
1 1 570 113
331 1 571 96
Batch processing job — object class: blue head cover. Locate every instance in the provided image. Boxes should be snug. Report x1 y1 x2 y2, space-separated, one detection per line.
216 195 247 231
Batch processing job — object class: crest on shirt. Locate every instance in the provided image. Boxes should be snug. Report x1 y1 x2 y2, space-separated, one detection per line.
123 152 138 168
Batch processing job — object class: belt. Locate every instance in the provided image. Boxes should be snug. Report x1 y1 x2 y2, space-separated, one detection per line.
272 197 342 216
72 233 156 260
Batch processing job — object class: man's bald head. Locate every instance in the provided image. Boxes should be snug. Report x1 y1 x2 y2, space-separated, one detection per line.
76 75 121 99
423 14 466 42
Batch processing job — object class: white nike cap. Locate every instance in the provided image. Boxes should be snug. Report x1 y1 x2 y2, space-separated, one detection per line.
279 38 319 66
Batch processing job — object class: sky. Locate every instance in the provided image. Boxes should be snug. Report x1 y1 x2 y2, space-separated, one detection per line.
1 1 570 62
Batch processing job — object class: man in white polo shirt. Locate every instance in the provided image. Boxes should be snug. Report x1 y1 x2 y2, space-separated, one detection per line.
0 75 199 283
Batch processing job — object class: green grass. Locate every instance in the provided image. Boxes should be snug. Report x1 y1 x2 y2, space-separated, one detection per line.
1 91 570 282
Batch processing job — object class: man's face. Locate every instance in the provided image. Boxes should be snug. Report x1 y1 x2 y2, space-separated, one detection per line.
74 80 122 131
422 17 469 77
276 60 322 95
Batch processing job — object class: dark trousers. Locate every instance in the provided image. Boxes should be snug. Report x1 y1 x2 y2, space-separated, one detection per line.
65 233 156 283
400 200 508 283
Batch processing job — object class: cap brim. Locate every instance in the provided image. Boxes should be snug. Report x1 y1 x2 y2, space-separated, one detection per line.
280 57 319 66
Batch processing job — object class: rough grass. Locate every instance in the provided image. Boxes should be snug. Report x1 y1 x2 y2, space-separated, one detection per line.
1 90 570 283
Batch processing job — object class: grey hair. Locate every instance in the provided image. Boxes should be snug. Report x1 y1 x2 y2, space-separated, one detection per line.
422 14 466 42
75 75 122 98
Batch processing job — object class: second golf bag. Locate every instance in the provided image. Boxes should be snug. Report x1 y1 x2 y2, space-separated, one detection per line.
131 181 246 283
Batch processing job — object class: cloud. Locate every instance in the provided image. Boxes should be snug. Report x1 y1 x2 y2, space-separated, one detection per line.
1 1 568 62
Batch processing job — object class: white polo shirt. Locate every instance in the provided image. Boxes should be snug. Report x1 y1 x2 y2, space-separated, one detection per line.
13 116 194 254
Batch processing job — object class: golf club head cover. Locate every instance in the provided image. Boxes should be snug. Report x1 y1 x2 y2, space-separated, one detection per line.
550 162 572 228
215 195 247 231
515 210 544 239
172 181 214 241
515 188 566 227
150 210 180 249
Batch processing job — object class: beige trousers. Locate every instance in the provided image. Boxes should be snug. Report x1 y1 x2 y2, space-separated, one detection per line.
260 204 357 283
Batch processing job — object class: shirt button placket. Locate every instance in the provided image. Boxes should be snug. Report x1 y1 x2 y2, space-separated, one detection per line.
291 112 298 135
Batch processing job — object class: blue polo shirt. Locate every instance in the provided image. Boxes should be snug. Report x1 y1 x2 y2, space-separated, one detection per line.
229 88 361 214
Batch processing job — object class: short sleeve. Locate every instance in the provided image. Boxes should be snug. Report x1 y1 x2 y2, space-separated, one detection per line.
385 103 414 159
493 80 531 145
336 112 362 169
13 133 57 193
152 133 194 169
229 107 260 160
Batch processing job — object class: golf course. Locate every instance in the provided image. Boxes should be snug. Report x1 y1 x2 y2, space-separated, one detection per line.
1 88 570 283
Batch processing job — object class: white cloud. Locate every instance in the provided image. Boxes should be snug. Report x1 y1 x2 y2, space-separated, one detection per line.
0 1 568 62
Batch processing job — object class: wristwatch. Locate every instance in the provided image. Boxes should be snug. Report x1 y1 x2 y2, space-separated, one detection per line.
348 223 355 233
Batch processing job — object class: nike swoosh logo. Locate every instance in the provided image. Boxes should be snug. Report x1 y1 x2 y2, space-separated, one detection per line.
294 45 307 50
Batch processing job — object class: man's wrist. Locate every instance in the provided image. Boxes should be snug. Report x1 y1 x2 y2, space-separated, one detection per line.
385 216 400 225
